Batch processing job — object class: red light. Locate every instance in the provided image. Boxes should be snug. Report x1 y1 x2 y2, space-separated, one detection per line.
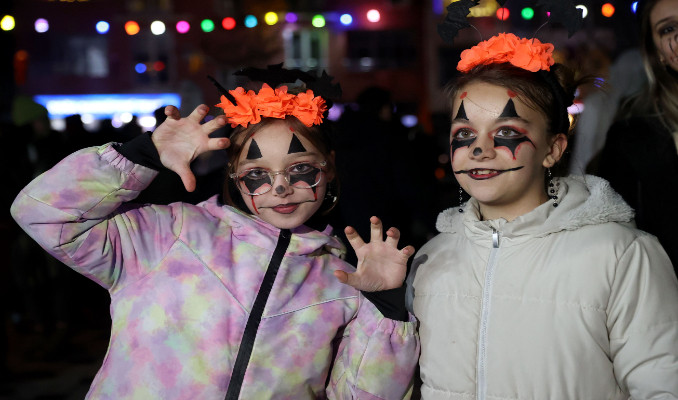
154 61 165 71
222 17 236 30
496 7 510 20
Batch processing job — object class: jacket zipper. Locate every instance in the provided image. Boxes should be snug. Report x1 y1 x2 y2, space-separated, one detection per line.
225 228 291 400
477 228 500 400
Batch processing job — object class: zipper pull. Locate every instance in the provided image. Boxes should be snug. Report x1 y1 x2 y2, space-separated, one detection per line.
492 228 499 248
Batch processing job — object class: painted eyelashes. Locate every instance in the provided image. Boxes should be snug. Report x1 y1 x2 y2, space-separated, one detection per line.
451 97 535 159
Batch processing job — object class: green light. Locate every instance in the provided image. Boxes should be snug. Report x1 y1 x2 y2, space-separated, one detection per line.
311 14 325 28
201 19 215 32
521 7 535 20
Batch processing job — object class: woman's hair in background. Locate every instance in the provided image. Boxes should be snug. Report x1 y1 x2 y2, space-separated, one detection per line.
445 62 583 177
628 0 678 132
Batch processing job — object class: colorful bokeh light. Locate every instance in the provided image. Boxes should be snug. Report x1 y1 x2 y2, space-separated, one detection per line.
602 3 615 17
222 17 236 30
176 20 190 33
124 21 140 35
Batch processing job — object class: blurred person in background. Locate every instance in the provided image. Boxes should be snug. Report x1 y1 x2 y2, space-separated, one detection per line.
598 0 678 273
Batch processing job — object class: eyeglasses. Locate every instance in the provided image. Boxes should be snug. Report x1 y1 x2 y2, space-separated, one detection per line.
230 161 327 196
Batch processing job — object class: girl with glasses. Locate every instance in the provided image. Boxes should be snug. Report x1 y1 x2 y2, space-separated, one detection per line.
11 74 420 399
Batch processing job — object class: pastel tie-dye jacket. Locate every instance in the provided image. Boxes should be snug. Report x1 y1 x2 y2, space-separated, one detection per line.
10 144 420 400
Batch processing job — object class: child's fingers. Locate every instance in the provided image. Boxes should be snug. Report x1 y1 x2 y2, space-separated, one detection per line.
174 165 197 192
187 104 209 123
385 227 401 247
345 226 366 251
369 216 383 243
206 137 230 151
164 105 181 120
202 115 227 134
401 245 416 260
333 270 349 284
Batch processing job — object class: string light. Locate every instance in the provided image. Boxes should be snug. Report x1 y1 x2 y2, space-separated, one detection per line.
222 17 236 30
124 21 140 35
201 19 215 32
496 7 509 20
340 13 353 25
176 20 190 33
264 12 278 25
150 21 166 35
576 5 588 18
95 21 109 34
1 15 15 31
601 3 615 17
35 18 49 33
311 14 325 28
521 7 534 20
244 15 258 28
366 9 380 23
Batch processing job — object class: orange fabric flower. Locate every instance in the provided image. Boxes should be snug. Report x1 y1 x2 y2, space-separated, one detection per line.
216 87 260 128
457 33 554 73
291 90 327 127
215 85 326 128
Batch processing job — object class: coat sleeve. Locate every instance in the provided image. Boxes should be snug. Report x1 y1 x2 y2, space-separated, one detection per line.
10 144 181 293
607 234 678 398
327 295 420 400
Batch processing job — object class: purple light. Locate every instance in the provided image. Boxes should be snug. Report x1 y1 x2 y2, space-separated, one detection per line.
285 12 298 23
176 20 190 34
35 18 49 33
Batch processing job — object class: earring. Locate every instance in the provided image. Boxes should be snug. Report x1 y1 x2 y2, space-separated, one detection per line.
325 186 338 205
458 186 465 213
547 168 560 207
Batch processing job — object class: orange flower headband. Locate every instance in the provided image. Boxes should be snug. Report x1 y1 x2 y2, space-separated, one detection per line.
215 84 328 128
457 32 555 73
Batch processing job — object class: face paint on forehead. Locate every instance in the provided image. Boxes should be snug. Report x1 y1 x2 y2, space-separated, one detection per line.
454 100 468 120
245 138 263 160
287 133 307 154
499 98 520 119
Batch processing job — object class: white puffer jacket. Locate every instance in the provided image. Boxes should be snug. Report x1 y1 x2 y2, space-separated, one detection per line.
407 175 678 399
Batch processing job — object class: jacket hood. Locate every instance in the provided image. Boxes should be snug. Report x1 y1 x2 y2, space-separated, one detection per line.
436 175 635 241
201 195 346 257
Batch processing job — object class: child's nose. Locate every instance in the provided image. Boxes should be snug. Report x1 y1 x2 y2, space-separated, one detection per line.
469 136 496 159
272 173 291 195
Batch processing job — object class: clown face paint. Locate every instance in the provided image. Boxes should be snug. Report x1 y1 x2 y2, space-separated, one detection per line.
650 0 678 73
450 81 565 221
235 120 329 229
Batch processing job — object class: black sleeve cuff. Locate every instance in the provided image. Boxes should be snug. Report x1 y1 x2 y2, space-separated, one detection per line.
113 132 164 170
361 285 408 322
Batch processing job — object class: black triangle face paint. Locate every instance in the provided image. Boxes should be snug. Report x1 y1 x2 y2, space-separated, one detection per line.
499 99 520 119
287 134 307 154
454 100 468 120
246 139 263 159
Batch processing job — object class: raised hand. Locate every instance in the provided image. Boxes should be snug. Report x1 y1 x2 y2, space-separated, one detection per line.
334 216 415 292
152 105 230 192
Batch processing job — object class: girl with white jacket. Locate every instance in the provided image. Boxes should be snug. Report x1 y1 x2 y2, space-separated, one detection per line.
406 32 678 399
